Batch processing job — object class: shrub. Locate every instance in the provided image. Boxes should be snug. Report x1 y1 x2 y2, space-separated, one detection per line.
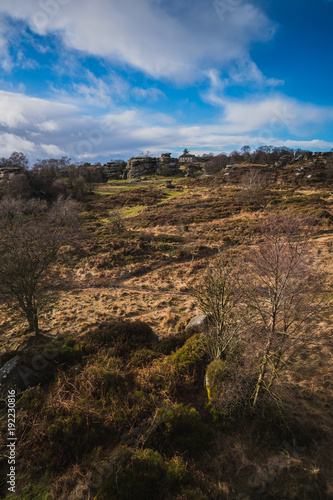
260 463 325 499
155 332 188 355
108 210 126 234
176 487 209 500
45 409 112 465
95 447 195 500
96 447 164 500
21 334 83 369
205 357 254 422
205 358 234 402
251 397 299 445
165 456 188 488
140 334 208 395
150 402 213 455
82 362 126 398
131 348 159 367
17 473 53 499
0 335 84 395
86 320 159 355
167 334 207 373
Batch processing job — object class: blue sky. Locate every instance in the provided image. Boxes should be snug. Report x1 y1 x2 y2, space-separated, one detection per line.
0 0 332 164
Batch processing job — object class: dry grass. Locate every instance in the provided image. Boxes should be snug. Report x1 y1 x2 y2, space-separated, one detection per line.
1 175 333 497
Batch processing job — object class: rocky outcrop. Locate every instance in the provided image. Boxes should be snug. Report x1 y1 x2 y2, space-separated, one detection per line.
102 162 125 180
156 162 181 176
124 155 183 179
124 157 158 179
0 166 22 179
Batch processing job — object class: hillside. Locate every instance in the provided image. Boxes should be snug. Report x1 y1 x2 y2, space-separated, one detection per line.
0 164 333 499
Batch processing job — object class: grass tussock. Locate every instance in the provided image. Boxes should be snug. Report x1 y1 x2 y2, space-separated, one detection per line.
1 173 333 498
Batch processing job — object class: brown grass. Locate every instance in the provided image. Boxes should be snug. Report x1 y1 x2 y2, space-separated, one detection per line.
1 175 333 497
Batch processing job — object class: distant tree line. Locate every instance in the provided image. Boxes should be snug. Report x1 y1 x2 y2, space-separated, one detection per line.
0 152 104 201
0 147 332 199
204 145 332 174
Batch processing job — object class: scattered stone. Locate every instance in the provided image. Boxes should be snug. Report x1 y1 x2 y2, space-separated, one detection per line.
185 314 209 334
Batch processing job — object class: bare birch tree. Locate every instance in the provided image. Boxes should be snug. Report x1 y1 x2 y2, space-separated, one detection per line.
241 212 326 406
191 254 244 360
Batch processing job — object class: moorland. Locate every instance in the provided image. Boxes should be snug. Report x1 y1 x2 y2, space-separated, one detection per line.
0 153 333 499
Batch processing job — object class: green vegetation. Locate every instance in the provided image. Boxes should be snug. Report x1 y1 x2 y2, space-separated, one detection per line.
1 158 332 498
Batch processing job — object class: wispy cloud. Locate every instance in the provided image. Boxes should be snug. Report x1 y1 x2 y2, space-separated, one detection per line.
0 1 331 162
0 0 275 82
132 87 166 103
0 88 332 163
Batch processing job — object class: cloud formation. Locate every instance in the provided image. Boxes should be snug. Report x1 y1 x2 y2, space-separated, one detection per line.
0 1 331 162
0 88 332 163
0 0 275 81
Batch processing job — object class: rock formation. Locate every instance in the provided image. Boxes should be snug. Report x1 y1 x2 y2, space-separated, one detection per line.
124 154 182 179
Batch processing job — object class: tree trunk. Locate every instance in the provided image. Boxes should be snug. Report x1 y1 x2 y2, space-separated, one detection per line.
33 310 40 337
253 349 269 407
253 320 275 407
27 306 40 337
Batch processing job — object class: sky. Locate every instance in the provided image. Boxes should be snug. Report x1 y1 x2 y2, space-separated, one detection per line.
0 0 332 164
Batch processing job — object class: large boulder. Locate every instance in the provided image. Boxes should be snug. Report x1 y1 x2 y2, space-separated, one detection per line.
0 354 48 397
0 335 83 397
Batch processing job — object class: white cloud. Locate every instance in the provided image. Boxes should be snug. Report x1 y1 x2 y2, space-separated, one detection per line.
221 96 333 135
202 87 333 136
0 89 332 164
274 139 333 150
0 133 36 156
0 16 14 72
0 90 77 129
73 74 114 108
0 0 276 81
38 121 59 132
227 60 284 88
40 143 67 156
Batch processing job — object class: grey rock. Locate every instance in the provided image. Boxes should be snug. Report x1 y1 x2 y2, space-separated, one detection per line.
185 314 209 334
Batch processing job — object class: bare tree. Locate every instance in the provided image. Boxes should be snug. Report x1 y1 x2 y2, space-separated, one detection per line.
241 212 326 406
204 153 229 175
78 164 103 194
0 151 29 172
239 169 269 205
0 197 79 336
108 210 126 234
191 254 244 360
0 173 32 199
